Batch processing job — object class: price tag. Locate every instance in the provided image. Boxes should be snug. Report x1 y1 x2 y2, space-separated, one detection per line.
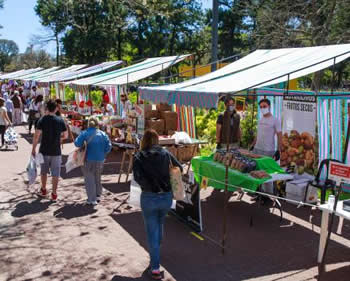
329 161 350 185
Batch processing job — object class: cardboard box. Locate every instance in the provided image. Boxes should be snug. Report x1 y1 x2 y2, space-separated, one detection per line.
146 119 165 135
145 110 160 119
160 111 178 132
160 111 177 120
156 103 172 112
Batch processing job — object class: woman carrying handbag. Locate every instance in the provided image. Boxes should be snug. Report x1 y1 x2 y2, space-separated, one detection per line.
133 129 183 280
74 117 111 205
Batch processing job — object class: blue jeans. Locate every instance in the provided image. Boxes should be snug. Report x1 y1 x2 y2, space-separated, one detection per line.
141 191 172 271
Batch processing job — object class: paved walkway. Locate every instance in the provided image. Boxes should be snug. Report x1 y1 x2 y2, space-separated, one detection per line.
0 125 350 281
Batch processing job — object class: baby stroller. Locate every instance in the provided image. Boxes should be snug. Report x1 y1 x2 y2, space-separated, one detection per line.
4 126 18 150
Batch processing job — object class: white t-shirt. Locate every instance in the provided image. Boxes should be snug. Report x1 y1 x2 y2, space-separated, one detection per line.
255 115 281 152
0 106 8 125
121 100 132 119
106 104 115 116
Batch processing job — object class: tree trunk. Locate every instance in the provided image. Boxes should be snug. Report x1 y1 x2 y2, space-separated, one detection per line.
117 27 122 60
312 70 324 91
55 32 60 66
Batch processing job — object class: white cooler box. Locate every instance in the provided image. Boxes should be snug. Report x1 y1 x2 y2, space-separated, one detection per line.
286 178 318 204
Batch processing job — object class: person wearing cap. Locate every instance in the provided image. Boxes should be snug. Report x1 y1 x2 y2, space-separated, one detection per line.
216 96 241 149
11 91 22 125
74 116 112 205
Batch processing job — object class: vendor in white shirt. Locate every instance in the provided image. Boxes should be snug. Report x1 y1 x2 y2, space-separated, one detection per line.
103 100 115 116
120 93 132 119
251 98 282 160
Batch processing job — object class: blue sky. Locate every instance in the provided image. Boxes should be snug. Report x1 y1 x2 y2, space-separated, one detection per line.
0 0 53 53
0 0 212 54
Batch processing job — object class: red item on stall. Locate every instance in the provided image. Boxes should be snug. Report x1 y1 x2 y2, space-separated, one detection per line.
103 94 110 103
86 100 93 107
79 101 85 108
72 101 77 106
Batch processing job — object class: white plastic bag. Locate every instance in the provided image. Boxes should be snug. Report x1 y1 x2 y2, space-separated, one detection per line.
171 131 192 144
26 156 37 186
65 150 81 173
128 178 142 208
128 176 177 209
21 112 28 123
35 153 44 166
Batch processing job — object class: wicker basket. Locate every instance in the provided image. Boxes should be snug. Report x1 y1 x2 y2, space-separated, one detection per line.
177 144 197 162
166 146 178 158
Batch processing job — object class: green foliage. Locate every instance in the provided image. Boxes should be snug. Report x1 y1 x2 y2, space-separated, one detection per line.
64 86 75 102
90 90 103 107
240 104 258 149
128 91 137 104
0 39 19 71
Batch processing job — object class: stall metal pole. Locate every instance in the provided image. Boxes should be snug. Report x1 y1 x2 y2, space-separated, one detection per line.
331 57 336 95
222 95 232 254
343 117 350 163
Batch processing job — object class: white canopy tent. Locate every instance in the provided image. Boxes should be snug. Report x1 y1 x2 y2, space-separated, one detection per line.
0 68 43 80
16 66 61 80
35 65 88 83
139 44 350 108
70 55 190 86
54 61 123 82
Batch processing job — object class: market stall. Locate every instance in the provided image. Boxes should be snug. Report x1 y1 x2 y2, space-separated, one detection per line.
138 44 350 243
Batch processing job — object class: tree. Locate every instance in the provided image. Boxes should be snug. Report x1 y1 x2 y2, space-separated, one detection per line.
17 46 54 69
0 39 19 71
35 0 68 65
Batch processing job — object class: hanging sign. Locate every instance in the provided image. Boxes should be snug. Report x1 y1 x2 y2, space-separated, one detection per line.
329 161 350 185
281 95 317 175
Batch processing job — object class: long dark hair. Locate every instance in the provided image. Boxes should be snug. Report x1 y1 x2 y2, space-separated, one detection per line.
34 95 43 105
141 129 159 151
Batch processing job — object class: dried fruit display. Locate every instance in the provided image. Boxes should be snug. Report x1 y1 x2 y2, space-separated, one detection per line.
280 130 315 174
213 149 257 173
250 170 271 179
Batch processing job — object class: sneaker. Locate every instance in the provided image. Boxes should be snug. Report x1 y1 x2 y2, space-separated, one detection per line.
150 270 162 280
96 196 101 203
38 188 47 197
51 193 57 202
86 200 97 205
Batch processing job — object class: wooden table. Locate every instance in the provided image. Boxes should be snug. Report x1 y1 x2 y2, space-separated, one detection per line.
112 142 137 183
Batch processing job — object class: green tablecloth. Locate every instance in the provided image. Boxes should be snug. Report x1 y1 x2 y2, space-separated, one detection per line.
191 154 285 192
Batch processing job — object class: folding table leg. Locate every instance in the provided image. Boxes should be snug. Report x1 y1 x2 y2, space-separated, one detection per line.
125 150 134 182
118 151 126 183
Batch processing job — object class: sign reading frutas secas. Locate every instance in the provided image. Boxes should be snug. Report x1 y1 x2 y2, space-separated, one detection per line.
281 95 317 175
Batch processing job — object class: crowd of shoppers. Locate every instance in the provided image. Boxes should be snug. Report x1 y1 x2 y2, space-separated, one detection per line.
0 80 182 279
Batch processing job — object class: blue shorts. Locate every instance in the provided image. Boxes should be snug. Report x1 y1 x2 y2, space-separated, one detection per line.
40 155 62 177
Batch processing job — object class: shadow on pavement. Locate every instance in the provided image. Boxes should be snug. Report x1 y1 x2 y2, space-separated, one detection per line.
111 189 350 281
53 203 97 219
103 181 130 194
11 198 53 218
19 132 34 145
